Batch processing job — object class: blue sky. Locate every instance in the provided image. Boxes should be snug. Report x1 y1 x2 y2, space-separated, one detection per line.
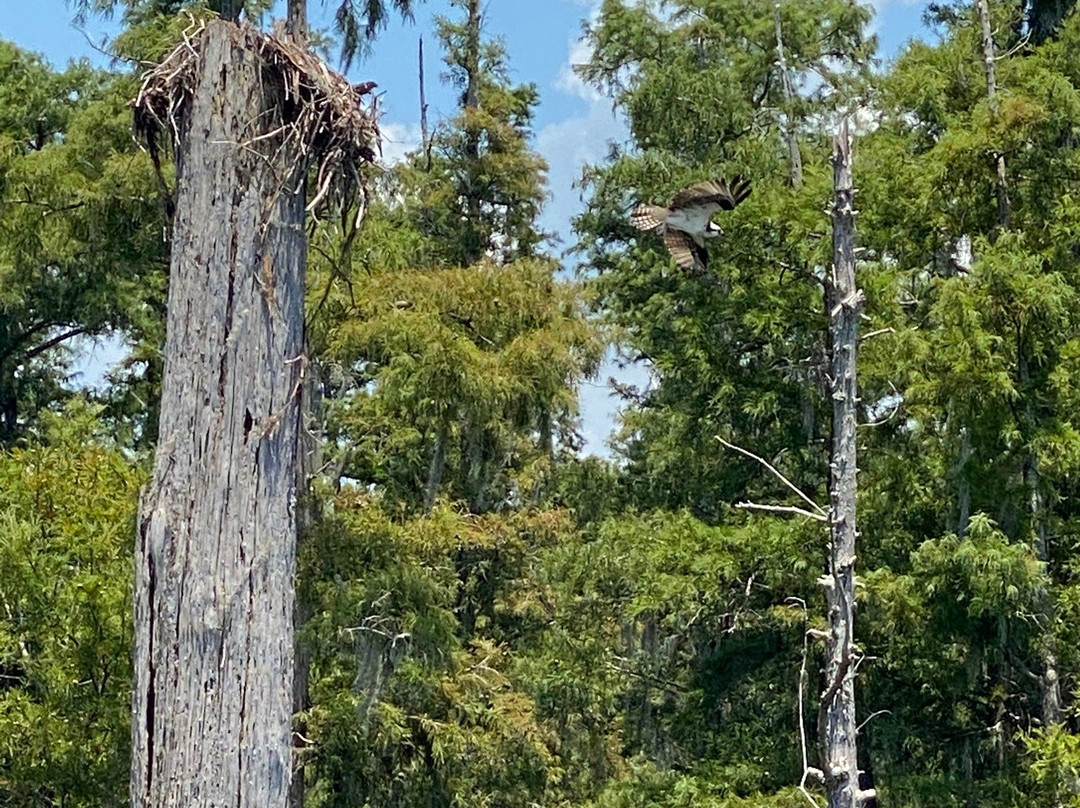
2 0 929 454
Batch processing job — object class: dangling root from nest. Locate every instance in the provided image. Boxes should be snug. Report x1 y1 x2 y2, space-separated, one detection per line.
132 14 381 225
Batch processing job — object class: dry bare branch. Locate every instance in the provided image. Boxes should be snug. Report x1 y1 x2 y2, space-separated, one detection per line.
735 502 828 521
717 436 828 516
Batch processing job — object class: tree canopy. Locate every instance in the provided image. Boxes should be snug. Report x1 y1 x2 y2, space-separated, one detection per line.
4 0 1080 806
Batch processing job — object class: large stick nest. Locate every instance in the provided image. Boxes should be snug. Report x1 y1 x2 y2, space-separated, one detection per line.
133 16 381 219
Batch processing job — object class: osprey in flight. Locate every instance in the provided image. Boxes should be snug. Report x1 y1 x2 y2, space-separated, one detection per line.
630 176 751 272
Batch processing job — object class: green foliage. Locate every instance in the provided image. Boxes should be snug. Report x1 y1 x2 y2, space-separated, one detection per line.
308 0 601 515
400 2 548 267
573 0 875 519
532 510 821 796
316 257 601 512
299 496 568 807
8 1 1080 807
863 518 1046 779
0 400 140 807
1021 724 1080 806
573 0 1080 803
587 759 809 808
0 40 168 443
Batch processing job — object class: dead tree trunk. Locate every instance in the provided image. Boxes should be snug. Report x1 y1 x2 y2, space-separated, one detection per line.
977 0 1011 229
419 36 432 171
976 0 1062 725
819 117 871 808
460 0 484 265
286 0 308 42
773 0 803 189
132 21 306 808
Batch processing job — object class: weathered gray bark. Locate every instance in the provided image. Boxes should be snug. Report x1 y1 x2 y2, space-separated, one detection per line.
461 0 483 265
133 21 307 808
423 421 449 512
286 0 308 42
773 0 803 189
977 0 1011 229
419 36 432 170
819 118 871 808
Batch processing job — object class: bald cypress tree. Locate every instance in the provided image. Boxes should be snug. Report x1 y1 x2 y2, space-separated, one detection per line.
62 1 417 806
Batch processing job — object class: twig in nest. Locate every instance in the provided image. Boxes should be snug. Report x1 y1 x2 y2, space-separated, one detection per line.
131 16 382 228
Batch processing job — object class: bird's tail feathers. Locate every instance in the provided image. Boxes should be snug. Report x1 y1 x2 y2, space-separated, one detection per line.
630 204 667 231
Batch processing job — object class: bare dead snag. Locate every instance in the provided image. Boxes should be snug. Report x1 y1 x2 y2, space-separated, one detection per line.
976 0 1011 229
419 35 432 171
819 117 873 808
774 0 804 188
131 19 378 808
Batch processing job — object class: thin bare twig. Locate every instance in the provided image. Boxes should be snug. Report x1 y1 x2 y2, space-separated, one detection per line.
717 437 827 516
735 502 828 521
859 327 894 342
787 597 824 808
856 709 891 734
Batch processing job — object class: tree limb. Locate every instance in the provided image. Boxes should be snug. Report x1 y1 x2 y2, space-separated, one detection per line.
735 501 828 521
717 436 827 516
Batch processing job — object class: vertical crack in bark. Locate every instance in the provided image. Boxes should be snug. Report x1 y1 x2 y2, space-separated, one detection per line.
127 20 376 806
144 539 157 800
220 261 237 399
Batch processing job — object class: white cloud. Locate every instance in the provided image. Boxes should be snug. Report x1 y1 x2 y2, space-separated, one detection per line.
555 0 606 102
378 121 424 165
541 1 646 456
536 99 627 247
555 35 602 102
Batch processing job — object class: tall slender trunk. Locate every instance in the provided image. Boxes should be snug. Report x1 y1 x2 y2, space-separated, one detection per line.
980 0 1063 725
419 36 432 170
773 0 803 189
1019 349 1063 725
463 0 481 117
956 425 972 536
819 118 871 808
977 0 1011 229
286 0 308 42
424 421 449 512
1029 468 1063 724
132 21 306 808
461 0 483 264
290 360 322 808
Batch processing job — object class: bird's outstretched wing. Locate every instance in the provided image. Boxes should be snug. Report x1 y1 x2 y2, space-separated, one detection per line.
663 229 708 272
670 175 752 211
629 204 666 231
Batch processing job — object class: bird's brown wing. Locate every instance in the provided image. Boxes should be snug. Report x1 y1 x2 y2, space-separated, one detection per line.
630 204 667 231
663 229 708 272
670 175 752 211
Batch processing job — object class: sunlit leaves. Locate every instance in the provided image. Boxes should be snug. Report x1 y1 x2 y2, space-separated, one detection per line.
0 401 140 807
